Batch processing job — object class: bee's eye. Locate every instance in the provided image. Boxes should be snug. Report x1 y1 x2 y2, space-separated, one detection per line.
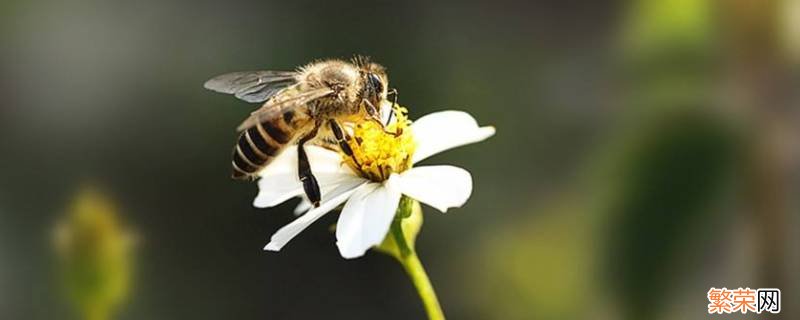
367 73 383 94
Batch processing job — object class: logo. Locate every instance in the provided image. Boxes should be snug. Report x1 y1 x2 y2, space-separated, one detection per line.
707 287 780 314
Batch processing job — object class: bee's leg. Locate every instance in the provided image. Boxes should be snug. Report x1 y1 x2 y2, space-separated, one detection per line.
362 99 381 123
329 119 359 166
298 123 321 207
385 88 398 126
363 99 400 136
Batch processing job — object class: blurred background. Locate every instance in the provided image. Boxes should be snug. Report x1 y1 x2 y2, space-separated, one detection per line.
1 0 798 319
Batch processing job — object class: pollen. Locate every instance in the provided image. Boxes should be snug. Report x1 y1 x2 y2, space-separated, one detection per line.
342 106 416 181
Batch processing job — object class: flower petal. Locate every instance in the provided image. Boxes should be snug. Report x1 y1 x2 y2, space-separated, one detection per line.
254 146 358 208
293 198 313 216
264 179 367 251
388 165 473 213
336 183 402 259
257 145 348 177
379 99 394 124
411 110 495 163
253 177 303 209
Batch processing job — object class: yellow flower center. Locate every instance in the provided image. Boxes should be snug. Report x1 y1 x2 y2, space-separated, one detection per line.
342 106 416 181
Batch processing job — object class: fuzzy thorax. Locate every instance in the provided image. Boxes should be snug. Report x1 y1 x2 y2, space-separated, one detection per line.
342 107 416 181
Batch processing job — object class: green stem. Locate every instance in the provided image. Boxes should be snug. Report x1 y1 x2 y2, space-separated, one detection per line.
391 220 445 320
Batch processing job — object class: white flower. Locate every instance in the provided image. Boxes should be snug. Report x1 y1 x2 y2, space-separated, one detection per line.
253 110 495 259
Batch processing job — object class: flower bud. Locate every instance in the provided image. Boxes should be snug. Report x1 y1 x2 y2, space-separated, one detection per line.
54 187 134 320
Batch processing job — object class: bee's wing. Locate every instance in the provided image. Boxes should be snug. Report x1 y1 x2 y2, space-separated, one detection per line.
203 70 297 103
235 87 334 131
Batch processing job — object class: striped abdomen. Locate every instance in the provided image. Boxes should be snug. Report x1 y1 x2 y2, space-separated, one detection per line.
231 111 307 180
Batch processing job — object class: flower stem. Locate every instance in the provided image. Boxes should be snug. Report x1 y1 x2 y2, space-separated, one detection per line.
390 220 446 320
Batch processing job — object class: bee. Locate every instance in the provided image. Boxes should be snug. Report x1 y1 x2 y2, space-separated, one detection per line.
204 57 396 207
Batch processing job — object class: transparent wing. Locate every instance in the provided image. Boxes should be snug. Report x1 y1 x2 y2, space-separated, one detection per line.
204 70 297 103
235 87 333 131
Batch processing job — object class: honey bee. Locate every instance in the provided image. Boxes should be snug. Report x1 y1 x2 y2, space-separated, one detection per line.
204 57 396 207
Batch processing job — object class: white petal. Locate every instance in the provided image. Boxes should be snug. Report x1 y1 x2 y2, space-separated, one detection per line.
379 99 394 124
264 179 367 251
388 166 472 213
254 146 359 208
257 146 347 177
335 183 402 259
293 198 313 216
253 176 303 209
411 110 495 163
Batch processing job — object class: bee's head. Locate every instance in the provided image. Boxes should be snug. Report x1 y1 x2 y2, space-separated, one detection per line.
352 56 388 121
364 68 388 119
364 71 386 100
